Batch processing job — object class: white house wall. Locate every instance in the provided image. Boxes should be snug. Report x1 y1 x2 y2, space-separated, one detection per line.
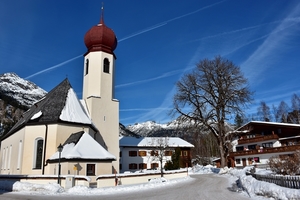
233 139 279 151
120 147 172 173
234 150 296 168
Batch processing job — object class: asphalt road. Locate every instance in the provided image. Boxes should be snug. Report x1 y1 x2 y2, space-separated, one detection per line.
0 174 252 200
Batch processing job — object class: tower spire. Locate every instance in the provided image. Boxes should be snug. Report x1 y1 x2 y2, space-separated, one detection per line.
100 2 104 25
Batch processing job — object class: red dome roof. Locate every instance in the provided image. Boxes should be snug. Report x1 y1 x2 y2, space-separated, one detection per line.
84 13 117 55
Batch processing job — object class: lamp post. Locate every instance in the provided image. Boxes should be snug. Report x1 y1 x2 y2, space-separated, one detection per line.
57 143 63 185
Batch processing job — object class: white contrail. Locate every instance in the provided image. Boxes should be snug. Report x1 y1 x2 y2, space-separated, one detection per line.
192 17 300 42
25 1 226 80
25 55 82 79
118 23 167 42
116 69 182 88
119 0 227 42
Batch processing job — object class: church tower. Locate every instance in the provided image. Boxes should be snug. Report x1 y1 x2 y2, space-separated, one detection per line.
82 7 119 172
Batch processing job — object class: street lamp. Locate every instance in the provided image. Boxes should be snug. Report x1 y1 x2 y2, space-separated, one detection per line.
57 143 63 185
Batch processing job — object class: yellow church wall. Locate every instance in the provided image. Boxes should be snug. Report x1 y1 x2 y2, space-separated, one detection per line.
22 125 47 175
83 52 104 99
0 128 25 175
85 97 119 173
43 124 96 175
48 161 113 182
1 123 98 176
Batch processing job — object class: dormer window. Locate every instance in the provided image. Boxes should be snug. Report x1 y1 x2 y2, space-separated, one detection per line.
103 58 110 73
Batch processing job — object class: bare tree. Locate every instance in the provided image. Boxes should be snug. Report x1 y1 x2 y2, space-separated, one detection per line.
172 56 252 168
275 101 290 123
272 104 278 122
148 137 170 177
234 113 244 128
257 101 271 121
289 94 300 124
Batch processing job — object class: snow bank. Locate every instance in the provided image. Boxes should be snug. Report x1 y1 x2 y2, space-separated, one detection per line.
13 182 64 194
0 181 64 194
229 167 300 200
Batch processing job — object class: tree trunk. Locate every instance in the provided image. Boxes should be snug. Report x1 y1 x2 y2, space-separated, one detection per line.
219 145 225 168
160 159 163 177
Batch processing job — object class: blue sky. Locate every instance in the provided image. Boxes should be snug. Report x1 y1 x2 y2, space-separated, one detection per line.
1 0 300 126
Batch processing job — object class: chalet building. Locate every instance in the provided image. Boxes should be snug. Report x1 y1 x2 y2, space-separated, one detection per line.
0 9 119 182
119 137 194 173
229 121 300 168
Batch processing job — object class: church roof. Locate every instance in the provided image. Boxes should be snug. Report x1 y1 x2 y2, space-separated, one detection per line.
2 79 95 140
48 131 116 161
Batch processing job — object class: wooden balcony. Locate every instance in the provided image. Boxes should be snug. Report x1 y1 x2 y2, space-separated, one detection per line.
229 144 300 157
238 134 279 145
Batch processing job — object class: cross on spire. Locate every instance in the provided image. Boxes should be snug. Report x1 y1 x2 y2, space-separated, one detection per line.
100 2 104 24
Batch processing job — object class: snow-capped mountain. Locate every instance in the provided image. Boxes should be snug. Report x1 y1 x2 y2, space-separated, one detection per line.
0 72 47 135
126 120 190 137
0 73 47 109
0 72 191 138
119 123 141 137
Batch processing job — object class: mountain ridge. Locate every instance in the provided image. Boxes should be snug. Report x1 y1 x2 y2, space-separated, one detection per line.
0 72 47 135
0 72 188 138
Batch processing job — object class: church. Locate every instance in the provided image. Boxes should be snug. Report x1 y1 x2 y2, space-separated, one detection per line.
0 9 119 182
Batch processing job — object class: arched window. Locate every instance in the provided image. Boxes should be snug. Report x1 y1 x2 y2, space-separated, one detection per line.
85 59 89 75
103 58 110 73
34 138 44 169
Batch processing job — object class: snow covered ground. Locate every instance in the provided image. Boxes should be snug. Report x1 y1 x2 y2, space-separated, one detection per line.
0 166 299 199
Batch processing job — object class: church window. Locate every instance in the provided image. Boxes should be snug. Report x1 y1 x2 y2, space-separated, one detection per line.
34 138 44 169
4 147 8 170
7 145 12 170
85 59 89 75
103 58 110 73
86 164 95 176
1 148 5 170
17 140 23 170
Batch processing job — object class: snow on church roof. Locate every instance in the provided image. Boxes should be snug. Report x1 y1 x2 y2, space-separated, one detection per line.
59 88 91 124
49 131 116 161
119 137 194 148
3 79 96 140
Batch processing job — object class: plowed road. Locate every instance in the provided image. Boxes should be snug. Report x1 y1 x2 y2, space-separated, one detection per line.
0 174 253 200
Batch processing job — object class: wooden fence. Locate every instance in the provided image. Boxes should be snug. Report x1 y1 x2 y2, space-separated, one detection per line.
247 172 300 189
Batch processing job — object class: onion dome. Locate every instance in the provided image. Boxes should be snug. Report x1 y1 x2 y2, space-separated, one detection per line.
84 8 117 55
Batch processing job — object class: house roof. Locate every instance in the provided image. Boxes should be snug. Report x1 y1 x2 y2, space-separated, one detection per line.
2 79 95 140
119 136 194 148
236 121 300 131
48 131 116 161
